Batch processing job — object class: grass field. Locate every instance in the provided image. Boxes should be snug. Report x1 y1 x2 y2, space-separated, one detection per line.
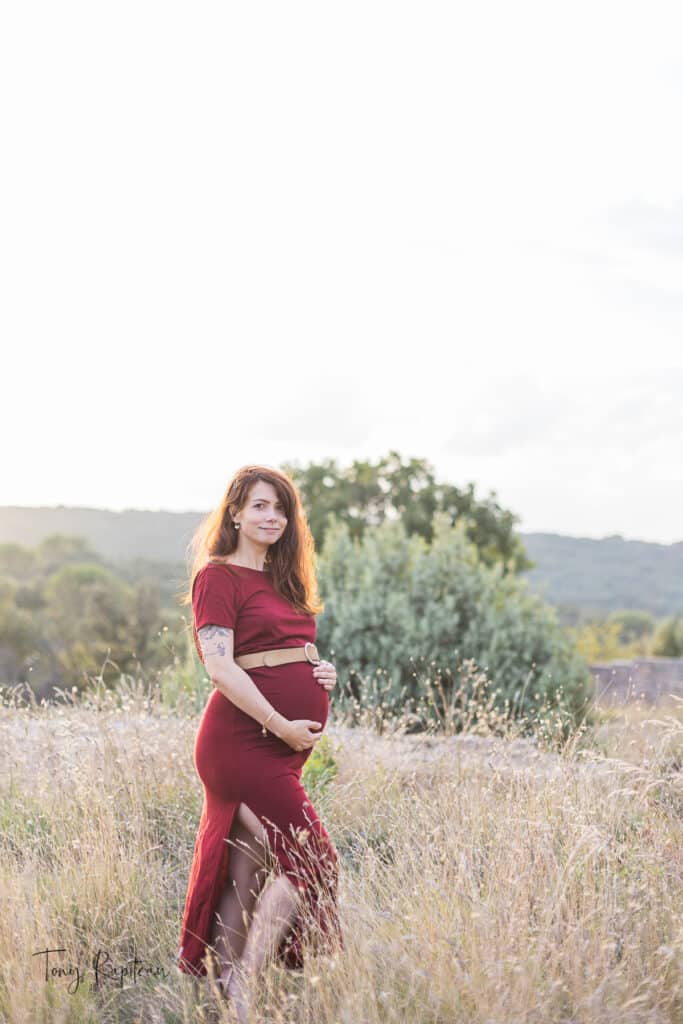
1 679 681 1023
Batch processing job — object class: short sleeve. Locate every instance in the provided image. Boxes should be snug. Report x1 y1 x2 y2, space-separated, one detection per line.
192 565 241 633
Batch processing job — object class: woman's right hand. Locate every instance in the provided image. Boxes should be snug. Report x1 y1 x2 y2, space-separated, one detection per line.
279 718 323 752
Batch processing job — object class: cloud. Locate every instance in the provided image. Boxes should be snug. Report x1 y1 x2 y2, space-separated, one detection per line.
242 371 376 446
443 377 574 458
442 368 683 461
607 198 683 255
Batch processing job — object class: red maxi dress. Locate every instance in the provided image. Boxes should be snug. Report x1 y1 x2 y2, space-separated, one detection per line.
176 561 344 977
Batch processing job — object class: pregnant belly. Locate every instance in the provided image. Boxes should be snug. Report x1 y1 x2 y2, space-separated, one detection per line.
248 661 330 729
195 661 330 780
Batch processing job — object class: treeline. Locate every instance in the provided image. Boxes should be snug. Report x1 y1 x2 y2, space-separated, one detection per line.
0 535 180 695
0 451 531 572
1 453 680 618
1 452 680 724
0 515 592 729
565 610 683 662
1 453 537 704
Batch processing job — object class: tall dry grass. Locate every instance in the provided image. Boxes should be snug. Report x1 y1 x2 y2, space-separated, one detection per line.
0 674 681 1023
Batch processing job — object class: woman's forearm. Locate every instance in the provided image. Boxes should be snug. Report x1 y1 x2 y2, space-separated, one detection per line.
211 664 289 738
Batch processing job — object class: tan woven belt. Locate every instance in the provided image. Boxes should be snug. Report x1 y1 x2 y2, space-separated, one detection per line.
235 642 321 670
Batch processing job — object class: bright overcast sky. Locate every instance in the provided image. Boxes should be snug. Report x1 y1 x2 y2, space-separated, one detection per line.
2 2 682 543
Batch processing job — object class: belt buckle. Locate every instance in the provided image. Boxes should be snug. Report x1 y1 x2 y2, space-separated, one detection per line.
304 642 320 665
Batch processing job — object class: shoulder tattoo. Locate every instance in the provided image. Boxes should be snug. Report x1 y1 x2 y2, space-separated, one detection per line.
197 624 233 660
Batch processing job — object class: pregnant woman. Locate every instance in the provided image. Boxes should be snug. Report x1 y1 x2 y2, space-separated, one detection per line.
176 465 344 1019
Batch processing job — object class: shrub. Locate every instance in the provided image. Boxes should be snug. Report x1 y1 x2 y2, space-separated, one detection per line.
316 511 591 728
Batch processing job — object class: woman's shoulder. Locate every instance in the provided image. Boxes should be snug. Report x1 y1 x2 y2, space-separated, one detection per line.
192 560 244 597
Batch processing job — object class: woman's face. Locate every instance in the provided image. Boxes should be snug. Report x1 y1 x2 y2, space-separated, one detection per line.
235 481 288 546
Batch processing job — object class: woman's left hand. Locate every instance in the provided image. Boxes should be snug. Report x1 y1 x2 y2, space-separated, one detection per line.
312 659 337 692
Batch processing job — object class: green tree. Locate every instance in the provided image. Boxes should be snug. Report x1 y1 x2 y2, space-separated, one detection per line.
282 449 532 574
651 615 683 657
0 601 41 684
128 578 163 662
607 609 656 645
37 534 102 575
565 619 624 663
563 609 658 661
43 563 137 686
0 543 36 579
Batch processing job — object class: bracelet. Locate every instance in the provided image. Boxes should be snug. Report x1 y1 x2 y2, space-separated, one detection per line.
261 709 277 736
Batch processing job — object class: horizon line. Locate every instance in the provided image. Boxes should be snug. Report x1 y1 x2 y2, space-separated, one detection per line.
0 503 679 548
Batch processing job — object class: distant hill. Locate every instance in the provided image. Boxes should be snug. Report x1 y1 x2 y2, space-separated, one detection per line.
0 507 680 618
521 532 683 619
0 505 204 563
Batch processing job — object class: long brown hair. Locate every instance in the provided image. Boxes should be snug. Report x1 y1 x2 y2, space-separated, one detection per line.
180 465 324 616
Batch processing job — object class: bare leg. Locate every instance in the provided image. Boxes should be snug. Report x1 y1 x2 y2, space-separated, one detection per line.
211 805 270 984
211 836 268 967
226 874 302 1024
242 874 302 975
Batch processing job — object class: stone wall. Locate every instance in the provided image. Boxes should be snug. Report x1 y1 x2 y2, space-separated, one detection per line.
590 657 683 705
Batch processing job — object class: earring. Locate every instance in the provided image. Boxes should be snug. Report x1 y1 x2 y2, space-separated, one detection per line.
234 522 240 530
